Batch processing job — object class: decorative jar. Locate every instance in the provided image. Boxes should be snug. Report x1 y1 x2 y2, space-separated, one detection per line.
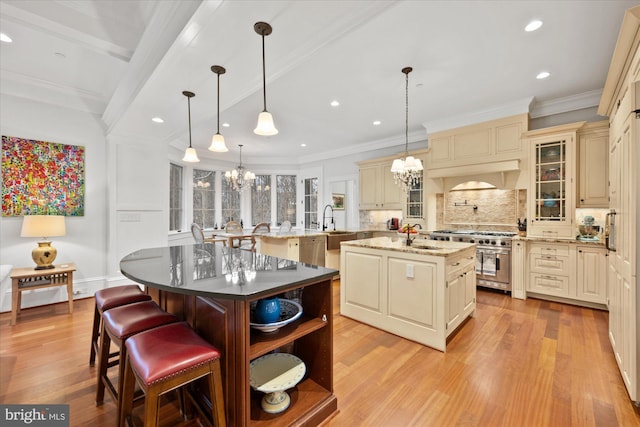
255 297 281 324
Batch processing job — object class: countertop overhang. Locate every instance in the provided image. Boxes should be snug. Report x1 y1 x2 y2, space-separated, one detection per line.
120 244 337 300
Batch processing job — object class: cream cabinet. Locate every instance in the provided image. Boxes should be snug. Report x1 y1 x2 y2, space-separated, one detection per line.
524 122 583 239
526 241 608 306
341 243 476 351
445 252 476 333
358 160 403 210
527 242 573 298
426 114 528 169
577 121 609 208
511 239 527 299
576 246 607 304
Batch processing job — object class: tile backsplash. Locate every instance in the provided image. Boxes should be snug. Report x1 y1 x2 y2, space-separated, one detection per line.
436 189 526 231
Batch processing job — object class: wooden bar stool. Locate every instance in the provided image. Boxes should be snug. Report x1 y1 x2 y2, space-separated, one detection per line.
90 285 151 366
120 321 226 427
96 301 177 415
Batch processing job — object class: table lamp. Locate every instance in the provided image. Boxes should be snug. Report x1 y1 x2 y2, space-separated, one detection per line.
21 215 66 270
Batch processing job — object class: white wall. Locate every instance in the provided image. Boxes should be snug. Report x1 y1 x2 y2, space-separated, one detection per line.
0 95 108 311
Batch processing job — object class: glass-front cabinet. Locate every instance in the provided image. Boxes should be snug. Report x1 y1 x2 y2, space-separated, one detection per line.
533 139 567 221
525 124 580 239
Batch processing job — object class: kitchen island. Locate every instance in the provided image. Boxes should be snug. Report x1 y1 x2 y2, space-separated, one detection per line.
340 237 476 351
120 244 338 426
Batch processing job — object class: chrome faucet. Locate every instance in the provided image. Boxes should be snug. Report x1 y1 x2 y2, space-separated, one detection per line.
322 204 334 231
406 223 422 246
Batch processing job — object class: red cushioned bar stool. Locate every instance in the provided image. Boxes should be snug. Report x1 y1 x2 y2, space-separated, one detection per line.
120 321 226 427
96 300 177 417
90 285 152 366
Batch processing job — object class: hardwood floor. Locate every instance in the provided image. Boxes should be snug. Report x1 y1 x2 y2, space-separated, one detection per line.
1 282 639 426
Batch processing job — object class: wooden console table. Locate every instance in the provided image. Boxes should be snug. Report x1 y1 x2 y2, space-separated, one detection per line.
10 263 76 325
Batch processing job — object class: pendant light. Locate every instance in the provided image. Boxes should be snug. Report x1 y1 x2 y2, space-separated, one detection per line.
391 67 422 191
253 21 278 136
225 144 255 192
209 65 229 152
182 90 200 162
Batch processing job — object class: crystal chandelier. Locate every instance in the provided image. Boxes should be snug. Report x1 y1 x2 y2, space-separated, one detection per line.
391 66 423 191
225 144 255 192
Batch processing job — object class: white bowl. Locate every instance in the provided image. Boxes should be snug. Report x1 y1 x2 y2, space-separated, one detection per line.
250 299 303 333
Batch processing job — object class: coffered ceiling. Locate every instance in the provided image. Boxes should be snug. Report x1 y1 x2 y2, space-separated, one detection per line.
0 0 636 164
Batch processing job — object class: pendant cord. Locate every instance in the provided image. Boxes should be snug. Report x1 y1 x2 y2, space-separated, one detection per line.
216 73 220 134
261 34 267 112
188 96 193 148
405 70 409 156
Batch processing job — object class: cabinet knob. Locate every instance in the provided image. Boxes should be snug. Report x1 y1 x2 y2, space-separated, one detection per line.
580 199 584 202
578 249 582 253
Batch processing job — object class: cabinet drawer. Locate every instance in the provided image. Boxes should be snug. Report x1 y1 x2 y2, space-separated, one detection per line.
529 253 571 275
528 273 570 297
528 243 570 256
446 254 475 280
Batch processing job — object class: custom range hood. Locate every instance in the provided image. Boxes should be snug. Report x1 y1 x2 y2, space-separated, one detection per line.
426 159 523 191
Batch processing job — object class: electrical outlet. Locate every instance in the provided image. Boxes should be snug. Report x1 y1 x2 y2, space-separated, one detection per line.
406 264 414 278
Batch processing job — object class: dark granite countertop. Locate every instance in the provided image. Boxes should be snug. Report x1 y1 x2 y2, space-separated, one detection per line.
120 244 337 300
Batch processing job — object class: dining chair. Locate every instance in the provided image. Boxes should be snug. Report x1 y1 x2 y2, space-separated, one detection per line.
279 221 292 232
191 223 205 243
248 222 271 251
224 221 242 232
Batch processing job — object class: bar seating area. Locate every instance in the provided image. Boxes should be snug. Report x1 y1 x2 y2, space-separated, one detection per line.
90 285 226 426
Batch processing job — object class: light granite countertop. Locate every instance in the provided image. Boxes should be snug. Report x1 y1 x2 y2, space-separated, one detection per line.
513 235 606 247
257 229 330 239
341 236 475 257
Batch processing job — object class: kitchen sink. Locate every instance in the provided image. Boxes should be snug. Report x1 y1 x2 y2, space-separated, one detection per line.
325 231 357 250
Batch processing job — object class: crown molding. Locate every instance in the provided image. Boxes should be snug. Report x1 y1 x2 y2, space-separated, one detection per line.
530 89 602 118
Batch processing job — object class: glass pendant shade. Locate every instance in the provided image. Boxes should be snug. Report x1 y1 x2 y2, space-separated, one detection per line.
182 147 200 162
254 111 278 136
209 133 228 152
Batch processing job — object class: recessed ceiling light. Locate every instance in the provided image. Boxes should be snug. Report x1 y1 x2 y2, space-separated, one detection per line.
536 71 550 79
222 122 230 128
301 143 307 147
373 121 381 126
525 20 543 32
54 52 66 59
330 100 340 107
0 33 12 43
152 117 164 123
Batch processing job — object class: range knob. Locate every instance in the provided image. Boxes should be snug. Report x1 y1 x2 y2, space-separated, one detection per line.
446 237 451 241
469 239 475 243
491 240 496 245
501 241 506 246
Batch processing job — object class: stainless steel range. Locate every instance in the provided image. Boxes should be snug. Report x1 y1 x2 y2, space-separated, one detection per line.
429 230 516 292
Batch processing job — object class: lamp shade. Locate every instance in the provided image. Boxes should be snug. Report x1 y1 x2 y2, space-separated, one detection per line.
182 147 200 162
209 133 229 152
21 215 66 238
254 111 278 136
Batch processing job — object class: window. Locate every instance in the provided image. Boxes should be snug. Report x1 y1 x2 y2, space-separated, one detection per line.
405 174 423 220
221 177 240 225
251 175 271 225
304 177 318 229
169 163 183 231
276 175 296 226
193 169 215 229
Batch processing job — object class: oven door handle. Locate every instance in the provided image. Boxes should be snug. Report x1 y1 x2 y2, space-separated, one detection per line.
496 257 500 271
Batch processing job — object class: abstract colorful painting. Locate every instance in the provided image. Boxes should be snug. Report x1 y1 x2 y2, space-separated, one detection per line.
2 135 85 216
